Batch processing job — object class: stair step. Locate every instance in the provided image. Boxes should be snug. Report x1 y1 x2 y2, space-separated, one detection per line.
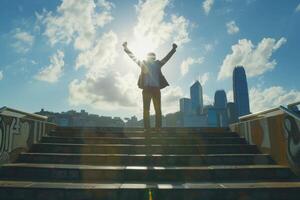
41 136 246 145
49 130 238 138
1 181 300 200
29 143 259 154
18 153 274 166
53 127 229 133
0 164 296 183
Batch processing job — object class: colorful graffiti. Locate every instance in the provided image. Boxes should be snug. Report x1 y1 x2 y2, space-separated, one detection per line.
0 114 55 164
230 109 300 176
284 115 300 175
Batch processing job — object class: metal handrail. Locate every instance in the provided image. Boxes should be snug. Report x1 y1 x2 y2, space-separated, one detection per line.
279 105 300 121
288 101 300 108
239 107 280 121
0 106 47 120
239 101 300 122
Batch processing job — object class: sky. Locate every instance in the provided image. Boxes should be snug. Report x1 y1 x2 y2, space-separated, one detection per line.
0 0 300 119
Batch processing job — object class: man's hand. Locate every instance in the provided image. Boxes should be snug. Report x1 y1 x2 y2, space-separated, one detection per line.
172 43 177 50
122 42 128 49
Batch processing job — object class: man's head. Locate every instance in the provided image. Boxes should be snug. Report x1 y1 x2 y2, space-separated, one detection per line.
147 52 156 61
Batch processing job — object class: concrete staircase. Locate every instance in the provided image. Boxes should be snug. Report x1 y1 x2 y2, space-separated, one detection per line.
0 127 300 199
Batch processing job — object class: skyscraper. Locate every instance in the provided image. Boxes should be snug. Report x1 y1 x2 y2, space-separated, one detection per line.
190 81 203 114
233 66 251 117
179 98 191 115
213 90 228 127
214 90 227 109
227 102 238 123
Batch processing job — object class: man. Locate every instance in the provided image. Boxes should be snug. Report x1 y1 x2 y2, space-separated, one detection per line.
123 42 177 131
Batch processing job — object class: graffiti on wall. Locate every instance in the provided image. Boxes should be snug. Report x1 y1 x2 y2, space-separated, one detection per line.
0 115 46 164
231 111 300 176
233 119 271 152
248 119 271 151
283 115 300 174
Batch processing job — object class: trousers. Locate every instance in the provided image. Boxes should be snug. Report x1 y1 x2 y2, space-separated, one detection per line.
142 87 161 129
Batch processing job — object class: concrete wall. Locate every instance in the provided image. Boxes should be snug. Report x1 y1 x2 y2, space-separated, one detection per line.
230 109 300 175
0 114 56 164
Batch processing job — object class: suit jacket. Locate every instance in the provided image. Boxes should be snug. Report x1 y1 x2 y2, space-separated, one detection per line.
124 47 176 90
137 65 169 89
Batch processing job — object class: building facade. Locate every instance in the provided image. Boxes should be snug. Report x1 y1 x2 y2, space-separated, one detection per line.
190 81 204 114
214 90 227 109
227 102 238 124
212 90 229 127
180 98 192 115
233 66 251 117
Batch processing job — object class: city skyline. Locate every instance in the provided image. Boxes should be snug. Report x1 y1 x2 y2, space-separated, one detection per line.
1 0 300 118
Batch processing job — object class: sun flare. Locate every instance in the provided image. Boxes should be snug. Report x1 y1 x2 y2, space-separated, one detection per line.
128 35 157 61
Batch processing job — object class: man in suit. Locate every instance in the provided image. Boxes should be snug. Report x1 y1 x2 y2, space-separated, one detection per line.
123 42 177 131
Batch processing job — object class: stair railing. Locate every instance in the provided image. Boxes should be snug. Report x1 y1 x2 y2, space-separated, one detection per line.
279 105 300 122
0 107 56 165
279 102 300 176
0 106 47 121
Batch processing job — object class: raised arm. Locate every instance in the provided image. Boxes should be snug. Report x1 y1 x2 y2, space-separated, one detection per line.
123 42 142 67
160 43 177 66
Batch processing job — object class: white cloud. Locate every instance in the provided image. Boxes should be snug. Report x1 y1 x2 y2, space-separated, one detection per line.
69 31 140 109
295 3 300 12
97 0 114 10
249 86 300 113
35 50 64 83
11 29 34 53
69 72 138 108
218 37 287 80
163 86 183 104
133 0 190 55
37 0 140 110
75 31 118 75
204 43 213 52
162 86 183 113
0 71 3 80
39 0 114 50
203 94 213 105
203 0 214 15
180 57 204 76
226 20 239 35
14 30 34 43
204 40 218 53
199 72 210 86
171 15 190 45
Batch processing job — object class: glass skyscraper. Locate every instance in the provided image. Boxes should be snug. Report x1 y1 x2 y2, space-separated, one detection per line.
213 90 228 127
233 66 251 117
179 98 191 115
214 90 227 109
190 81 203 114
227 102 238 123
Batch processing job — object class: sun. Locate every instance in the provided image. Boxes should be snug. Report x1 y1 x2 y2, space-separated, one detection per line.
128 35 157 61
